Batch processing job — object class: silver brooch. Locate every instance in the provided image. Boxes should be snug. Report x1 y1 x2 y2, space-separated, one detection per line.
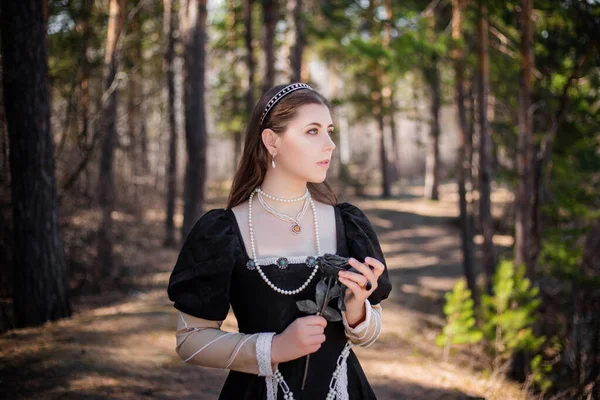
276 257 289 269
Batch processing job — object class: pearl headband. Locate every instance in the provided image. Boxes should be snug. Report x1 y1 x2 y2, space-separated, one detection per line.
260 83 313 127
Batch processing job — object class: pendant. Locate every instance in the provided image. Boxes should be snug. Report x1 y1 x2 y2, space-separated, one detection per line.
290 223 302 234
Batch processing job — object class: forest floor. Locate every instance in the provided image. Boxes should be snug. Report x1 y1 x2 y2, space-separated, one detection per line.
0 183 531 400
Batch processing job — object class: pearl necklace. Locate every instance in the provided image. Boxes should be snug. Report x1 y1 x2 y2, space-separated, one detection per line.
245 188 320 295
248 187 354 400
257 189 309 234
257 186 308 203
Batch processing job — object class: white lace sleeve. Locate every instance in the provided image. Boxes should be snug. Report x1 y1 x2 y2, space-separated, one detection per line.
341 300 383 347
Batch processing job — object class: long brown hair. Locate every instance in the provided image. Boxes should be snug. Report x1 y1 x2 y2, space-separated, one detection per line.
227 84 338 209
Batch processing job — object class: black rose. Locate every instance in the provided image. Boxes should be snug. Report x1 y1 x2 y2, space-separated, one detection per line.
317 253 359 277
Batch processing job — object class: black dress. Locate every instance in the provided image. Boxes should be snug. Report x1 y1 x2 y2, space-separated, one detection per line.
167 202 392 400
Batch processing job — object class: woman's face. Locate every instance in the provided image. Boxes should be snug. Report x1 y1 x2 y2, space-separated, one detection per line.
268 103 336 183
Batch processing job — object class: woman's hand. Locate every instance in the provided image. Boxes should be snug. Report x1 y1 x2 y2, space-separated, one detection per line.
271 315 327 364
337 257 385 327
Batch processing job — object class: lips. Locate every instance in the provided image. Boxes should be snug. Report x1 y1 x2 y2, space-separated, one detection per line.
317 159 330 167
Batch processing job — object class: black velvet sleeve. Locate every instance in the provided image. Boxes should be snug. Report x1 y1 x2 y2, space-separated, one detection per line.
167 208 239 321
338 202 392 305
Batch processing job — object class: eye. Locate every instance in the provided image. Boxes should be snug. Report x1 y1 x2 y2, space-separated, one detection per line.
307 128 319 135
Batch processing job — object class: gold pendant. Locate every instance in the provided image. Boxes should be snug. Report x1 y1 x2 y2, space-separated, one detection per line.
290 223 302 234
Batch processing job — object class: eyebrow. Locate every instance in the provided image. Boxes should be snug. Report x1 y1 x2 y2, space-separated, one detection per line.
304 122 335 128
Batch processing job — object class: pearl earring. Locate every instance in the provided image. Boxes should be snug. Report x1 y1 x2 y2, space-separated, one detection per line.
271 153 276 168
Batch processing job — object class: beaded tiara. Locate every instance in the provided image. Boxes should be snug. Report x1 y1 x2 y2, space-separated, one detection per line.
260 83 313 126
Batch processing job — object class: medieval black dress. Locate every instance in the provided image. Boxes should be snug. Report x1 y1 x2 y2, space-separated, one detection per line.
167 202 392 399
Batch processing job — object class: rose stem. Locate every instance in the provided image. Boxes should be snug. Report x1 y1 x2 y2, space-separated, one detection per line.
302 278 333 390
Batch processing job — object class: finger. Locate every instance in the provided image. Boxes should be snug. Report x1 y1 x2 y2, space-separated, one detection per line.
309 334 326 344
309 343 322 353
338 270 368 287
364 257 385 278
306 325 325 335
339 276 365 298
306 315 328 327
348 257 377 284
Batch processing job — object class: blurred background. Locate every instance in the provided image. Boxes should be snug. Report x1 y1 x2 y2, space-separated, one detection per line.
0 0 599 399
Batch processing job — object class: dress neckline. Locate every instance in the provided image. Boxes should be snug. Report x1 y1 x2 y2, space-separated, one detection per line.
224 203 346 264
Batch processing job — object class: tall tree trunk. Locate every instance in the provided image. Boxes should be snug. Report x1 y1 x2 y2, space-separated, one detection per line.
261 0 277 94
287 0 304 82
424 9 441 201
424 71 441 200
78 0 94 199
515 0 534 279
0 72 8 178
244 0 255 120
572 221 600 396
368 0 391 198
377 90 392 198
180 0 208 240
383 0 399 183
452 0 477 307
477 0 495 293
97 0 127 279
164 0 178 247
127 10 144 215
1 0 72 327
510 0 535 382
227 0 243 168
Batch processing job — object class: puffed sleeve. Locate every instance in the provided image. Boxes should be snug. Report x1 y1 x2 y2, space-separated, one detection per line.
338 202 392 305
167 208 239 321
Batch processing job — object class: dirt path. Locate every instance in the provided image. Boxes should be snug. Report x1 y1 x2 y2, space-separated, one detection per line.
0 185 527 399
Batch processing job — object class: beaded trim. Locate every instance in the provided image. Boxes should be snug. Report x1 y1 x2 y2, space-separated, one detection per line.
262 340 354 400
248 255 319 267
260 83 313 126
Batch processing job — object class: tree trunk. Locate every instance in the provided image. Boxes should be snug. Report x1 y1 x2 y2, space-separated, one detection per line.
244 0 255 120
164 0 178 247
424 72 441 201
574 221 600 396
1 0 72 328
367 0 391 198
383 0 399 184
452 0 478 307
424 9 441 201
377 91 392 198
477 0 495 293
515 0 534 279
261 0 277 94
97 0 127 279
180 0 208 240
227 0 243 168
288 0 304 82
127 13 144 215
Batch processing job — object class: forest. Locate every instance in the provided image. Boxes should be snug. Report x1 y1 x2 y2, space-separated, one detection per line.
0 0 599 399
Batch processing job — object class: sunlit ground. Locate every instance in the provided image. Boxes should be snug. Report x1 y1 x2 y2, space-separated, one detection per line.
0 183 528 399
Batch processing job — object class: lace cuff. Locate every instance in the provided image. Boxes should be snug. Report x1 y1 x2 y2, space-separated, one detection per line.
342 299 372 336
342 300 383 347
256 332 276 377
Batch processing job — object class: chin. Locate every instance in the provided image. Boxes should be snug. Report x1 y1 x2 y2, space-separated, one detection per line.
308 174 328 184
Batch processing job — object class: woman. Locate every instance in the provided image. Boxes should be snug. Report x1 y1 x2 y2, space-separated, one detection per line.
167 83 392 400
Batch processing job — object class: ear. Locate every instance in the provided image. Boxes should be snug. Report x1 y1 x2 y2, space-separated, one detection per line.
261 128 279 155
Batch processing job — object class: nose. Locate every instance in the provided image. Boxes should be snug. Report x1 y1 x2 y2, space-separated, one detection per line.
324 134 336 152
